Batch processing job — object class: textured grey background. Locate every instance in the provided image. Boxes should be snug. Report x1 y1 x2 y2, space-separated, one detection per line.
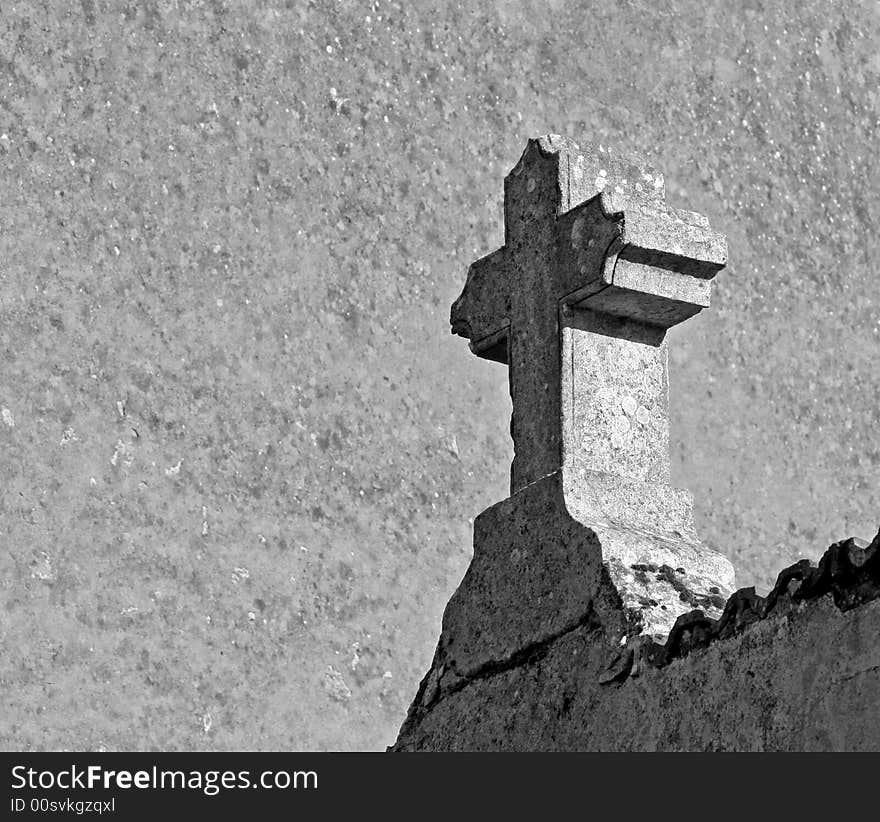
0 0 877 751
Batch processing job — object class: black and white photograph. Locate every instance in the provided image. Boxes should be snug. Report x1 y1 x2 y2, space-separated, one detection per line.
1 0 878 813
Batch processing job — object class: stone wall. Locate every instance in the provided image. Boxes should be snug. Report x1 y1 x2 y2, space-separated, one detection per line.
393 532 880 751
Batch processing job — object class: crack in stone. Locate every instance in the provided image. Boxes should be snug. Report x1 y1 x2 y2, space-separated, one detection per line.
838 664 880 685
411 601 604 722
450 601 602 691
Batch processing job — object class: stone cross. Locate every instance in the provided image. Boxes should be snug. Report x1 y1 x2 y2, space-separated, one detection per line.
451 135 726 496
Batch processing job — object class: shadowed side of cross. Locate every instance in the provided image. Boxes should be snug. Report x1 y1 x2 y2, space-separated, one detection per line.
451 135 726 499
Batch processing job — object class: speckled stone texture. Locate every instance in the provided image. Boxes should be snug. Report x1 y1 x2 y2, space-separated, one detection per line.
1 1 878 752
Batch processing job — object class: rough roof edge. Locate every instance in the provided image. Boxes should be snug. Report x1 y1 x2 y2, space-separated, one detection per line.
599 528 880 683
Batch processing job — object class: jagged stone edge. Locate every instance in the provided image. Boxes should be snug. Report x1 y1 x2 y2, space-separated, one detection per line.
600 529 880 684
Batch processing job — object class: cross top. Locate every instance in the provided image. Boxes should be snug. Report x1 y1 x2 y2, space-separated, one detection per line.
451 135 727 494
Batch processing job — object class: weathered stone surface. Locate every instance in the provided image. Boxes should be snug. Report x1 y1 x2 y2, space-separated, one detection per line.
394 130 880 751
560 311 671 484
410 465 737 684
448 136 734 640
394 533 880 751
451 136 728 495
561 466 696 535
592 503 880 681
397 468 736 719
427 472 604 680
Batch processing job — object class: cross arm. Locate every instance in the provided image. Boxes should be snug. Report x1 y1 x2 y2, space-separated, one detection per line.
565 194 728 329
605 195 727 278
450 247 512 364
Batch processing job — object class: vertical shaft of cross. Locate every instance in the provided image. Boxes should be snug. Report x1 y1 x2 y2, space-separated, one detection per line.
503 146 566 492
559 309 671 485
